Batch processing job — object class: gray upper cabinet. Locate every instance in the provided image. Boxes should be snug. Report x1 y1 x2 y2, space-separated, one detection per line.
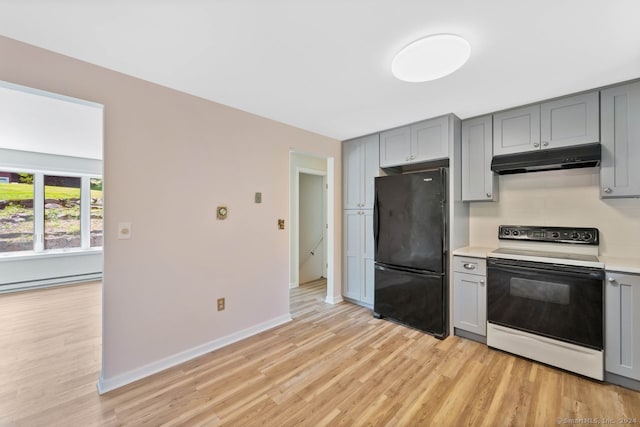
600 81 640 198
343 134 380 209
541 91 599 149
493 91 600 156
411 116 449 162
380 116 450 167
379 127 411 167
462 115 497 201
493 105 541 156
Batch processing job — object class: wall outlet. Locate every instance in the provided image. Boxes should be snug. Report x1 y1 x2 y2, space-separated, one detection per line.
217 298 225 311
255 192 262 203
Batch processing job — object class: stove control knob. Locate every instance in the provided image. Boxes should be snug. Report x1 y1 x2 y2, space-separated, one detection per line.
582 232 592 241
512 230 519 236
551 232 560 239
570 232 579 239
503 229 511 236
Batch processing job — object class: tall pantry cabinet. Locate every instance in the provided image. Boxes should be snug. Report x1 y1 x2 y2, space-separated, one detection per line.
342 134 379 307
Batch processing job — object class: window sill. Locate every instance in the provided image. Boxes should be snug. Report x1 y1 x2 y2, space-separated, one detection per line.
0 247 103 262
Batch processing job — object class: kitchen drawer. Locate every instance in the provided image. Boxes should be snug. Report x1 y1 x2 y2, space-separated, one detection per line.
453 256 486 276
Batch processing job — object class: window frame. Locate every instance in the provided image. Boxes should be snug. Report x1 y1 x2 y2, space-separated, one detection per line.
0 166 103 259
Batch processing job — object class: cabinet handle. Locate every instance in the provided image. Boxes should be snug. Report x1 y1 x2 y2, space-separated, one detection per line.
486 193 492 198
607 277 616 283
410 155 416 160
463 263 476 270
533 142 540 148
479 279 485 285
542 141 549 147
603 187 612 194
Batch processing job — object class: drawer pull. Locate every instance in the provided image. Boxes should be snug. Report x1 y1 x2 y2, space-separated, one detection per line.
463 263 476 270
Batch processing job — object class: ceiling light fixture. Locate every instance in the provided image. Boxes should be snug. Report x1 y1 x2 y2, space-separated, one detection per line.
391 34 471 83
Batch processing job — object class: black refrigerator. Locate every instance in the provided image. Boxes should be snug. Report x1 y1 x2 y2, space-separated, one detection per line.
373 168 448 338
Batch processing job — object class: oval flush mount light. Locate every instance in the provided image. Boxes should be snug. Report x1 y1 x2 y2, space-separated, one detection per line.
391 34 471 83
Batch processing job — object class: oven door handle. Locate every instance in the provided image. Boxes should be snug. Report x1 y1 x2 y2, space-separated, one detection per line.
487 260 604 280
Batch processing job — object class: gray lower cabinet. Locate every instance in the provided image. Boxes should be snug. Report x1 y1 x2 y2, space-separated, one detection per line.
343 134 380 210
461 115 497 201
600 81 640 198
453 256 486 336
343 209 374 306
380 115 450 167
606 272 640 381
493 91 599 156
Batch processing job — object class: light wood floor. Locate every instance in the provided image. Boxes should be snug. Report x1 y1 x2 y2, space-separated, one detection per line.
1 280 638 426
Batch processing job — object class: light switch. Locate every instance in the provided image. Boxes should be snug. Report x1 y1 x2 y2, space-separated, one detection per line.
118 222 132 239
278 219 285 230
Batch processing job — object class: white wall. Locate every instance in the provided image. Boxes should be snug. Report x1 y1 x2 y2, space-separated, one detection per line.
469 168 640 257
0 35 342 392
289 153 327 287
299 173 324 284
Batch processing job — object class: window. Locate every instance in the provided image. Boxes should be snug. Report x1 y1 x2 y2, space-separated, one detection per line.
90 178 103 247
0 171 34 253
44 175 81 250
0 170 102 255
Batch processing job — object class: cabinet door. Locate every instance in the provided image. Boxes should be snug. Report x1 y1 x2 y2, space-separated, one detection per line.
411 116 449 162
362 210 375 305
600 82 640 198
453 272 486 336
462 115 496 201
380 126 411 167
343 211 362 300
493 105 541 156
361 135 380 209
541 91 599 149
342 139 362 210
606 272 640 381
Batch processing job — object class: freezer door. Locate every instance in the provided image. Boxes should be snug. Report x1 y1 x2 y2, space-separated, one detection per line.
374 170 445 273
374 264 446 337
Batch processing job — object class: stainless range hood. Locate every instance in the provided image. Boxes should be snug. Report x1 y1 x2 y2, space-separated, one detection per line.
491 143 601 175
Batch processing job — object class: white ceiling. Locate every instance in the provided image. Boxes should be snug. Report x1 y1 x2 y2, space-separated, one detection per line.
1 1 639 141
0 83 103 160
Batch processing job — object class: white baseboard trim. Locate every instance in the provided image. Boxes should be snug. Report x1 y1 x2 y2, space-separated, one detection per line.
325 294 343 304
0 273 102 294
289 282 299 289
96 313 292 395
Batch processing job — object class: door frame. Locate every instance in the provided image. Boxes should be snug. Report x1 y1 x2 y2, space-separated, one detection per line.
289 151 340 305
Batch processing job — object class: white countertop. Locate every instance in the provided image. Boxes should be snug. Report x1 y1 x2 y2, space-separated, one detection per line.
452 246 495 259
598 256 640 275
453 246 640 274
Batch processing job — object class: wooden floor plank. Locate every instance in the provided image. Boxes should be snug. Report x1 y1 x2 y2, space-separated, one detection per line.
0 280 638 426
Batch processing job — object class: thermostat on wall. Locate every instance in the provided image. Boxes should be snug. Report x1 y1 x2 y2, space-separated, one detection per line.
217 206 228 220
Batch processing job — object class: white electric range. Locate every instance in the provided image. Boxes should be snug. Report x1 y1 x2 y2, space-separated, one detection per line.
486 225 605 380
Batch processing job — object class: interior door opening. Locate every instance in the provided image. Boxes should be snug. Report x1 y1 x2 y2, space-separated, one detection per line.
289 151 336 308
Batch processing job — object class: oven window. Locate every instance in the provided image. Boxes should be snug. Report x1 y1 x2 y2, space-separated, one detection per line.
510 278 570 305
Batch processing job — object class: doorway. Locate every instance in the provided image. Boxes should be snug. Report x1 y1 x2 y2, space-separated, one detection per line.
289 151 337 305
298 171 327 284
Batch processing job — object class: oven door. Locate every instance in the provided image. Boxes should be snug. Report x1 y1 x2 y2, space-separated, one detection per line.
487 258 604 350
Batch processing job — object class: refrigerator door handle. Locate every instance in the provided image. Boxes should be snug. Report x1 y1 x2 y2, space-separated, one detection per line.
373 192 380 253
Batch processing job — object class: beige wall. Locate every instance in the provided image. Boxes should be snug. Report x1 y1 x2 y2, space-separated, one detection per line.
0 36 341 389
469 168 640 257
